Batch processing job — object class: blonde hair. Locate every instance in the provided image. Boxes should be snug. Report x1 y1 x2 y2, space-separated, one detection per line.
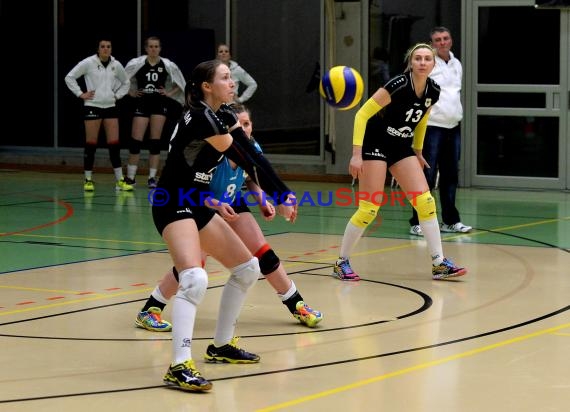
404 43 435 72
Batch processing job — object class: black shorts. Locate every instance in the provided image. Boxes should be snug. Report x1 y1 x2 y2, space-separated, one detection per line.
230 202 251 214
83 106 119 120
361 119 415 167
133 94 169 117
152 203 216 235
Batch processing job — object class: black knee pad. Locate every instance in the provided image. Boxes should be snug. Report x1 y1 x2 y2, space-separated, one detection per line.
107 142 121 168
148 139 161 155
258 248 280 275
129 137 143 155
83 143 97 170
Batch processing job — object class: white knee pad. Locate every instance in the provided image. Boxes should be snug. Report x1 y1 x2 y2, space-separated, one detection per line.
228 257 260 292
176 267 208 305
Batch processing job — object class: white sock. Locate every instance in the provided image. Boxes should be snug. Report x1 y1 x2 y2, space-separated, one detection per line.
339 221 365 260
171 295 197 364
149 168 157 179
113 167 123 181
127 164 138 180
278 280 297 301
151 285 169 304
420 218 444 265
84 171 93 181
213 259 258 346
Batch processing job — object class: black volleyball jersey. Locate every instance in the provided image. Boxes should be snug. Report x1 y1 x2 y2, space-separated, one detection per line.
135 59 168 94
371 71 440 140
159 102 228 195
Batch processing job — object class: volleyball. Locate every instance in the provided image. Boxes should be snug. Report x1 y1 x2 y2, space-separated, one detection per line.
319 66 364 110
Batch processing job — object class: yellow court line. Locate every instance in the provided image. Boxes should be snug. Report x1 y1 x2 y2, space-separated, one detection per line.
0 271 232 316
0 288 153 316
256 322 570 411
2 217 568 315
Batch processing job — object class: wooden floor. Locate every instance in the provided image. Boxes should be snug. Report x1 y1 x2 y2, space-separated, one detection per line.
1 170 570 412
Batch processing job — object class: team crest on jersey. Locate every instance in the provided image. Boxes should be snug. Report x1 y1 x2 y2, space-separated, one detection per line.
425 98 432 108
158 67 164 73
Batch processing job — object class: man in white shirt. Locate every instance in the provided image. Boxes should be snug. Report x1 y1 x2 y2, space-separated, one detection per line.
409 27 472 236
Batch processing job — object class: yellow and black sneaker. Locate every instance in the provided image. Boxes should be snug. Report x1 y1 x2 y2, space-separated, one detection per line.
204 337 260 364
84 179 95 192
163 359 212 392
115 177 134 192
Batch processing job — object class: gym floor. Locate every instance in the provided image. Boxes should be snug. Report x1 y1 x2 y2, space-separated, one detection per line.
1 169 570 411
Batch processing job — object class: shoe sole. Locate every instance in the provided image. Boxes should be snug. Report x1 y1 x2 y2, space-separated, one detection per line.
294 314 323 328
334 272 361 281
134 319 172 332
204 356 260 364
164 378 212 392
433 268 468 280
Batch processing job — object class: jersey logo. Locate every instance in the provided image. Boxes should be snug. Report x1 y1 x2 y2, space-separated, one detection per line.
387 126 414 138
194 172 212 184
425 98 432 108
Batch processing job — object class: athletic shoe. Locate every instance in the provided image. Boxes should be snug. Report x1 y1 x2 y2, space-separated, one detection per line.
84 179 95 192
432 258 467 280
333 258 360 281
204 337 260 364
135 307 172 332
409 225 423 236
147 177 158 188
293 301 323 328
163 359 212 392
115 177 134 192
440 222 472 233
123 177 136 186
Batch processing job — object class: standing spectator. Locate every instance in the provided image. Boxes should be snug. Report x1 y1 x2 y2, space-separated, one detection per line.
124 36 186 189
64 38 133 192
216 43 257 103
153 60 296 391
332 43 467 282
409 27 472 236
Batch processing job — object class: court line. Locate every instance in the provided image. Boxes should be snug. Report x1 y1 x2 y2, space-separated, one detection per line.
5 232 165 246
256 321 570 411
0 197 74 237
3 214 568 314
0 271 229 316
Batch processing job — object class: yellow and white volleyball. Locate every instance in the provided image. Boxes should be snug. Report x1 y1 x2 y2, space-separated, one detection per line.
319 66 364 110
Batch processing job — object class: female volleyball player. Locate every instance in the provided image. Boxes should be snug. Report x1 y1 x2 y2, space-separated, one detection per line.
333 43 467 281
135 103 321 336
152 60 295 392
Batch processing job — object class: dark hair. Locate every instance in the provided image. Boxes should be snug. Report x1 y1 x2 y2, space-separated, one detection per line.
184 59 225 109
216 43 230 52
430 26 452 37
144 36 161 48
229 102 250 116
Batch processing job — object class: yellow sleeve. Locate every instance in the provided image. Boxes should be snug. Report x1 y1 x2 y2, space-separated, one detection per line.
411 113 429 150
353 98 382 146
